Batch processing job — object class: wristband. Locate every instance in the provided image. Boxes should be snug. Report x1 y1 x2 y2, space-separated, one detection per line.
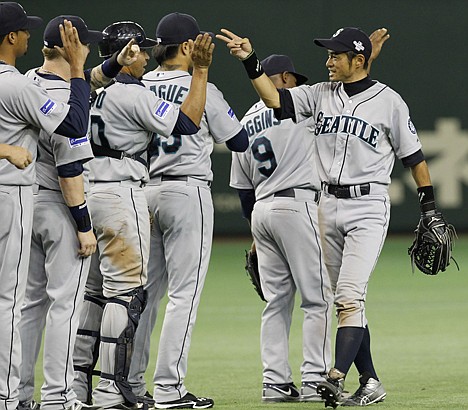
241 50 264 79
69 201 92 232
417 185 436 213
101 52 123 78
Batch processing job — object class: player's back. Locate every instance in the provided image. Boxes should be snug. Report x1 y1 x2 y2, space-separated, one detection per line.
25 69 93 191
142 70 243 182
88 75 178 184
231 100 320 200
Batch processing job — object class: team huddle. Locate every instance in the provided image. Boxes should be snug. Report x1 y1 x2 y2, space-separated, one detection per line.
0 2 456 410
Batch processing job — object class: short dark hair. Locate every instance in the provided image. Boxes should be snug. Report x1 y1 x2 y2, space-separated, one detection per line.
345 50 369 69
152 44 179 65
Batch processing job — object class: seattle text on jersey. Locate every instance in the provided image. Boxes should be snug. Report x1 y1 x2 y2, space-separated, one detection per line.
315 111 380 148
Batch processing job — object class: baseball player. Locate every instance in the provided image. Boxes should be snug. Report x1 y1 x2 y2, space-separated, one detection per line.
17 15 141 410
0 3 93 409
217 26 446 408
230 53 333 403
71 21 214 410
125 12 248 409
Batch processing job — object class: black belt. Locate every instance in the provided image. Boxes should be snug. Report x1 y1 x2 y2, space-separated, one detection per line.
91 140 148 168
38 185 60 192
274 188 319 202
161 175 188 182
326 183 370 199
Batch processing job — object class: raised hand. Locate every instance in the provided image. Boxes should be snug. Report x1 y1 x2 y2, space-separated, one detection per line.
190 33 215 69
216 29 252 60
117 38 140 66
369 28 390 62
56 19 89 77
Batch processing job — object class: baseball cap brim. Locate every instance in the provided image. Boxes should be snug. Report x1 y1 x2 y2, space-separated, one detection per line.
21 15 43 31
291 72 308 86
140 37 158 49
314 38 352 53
83 29 104 44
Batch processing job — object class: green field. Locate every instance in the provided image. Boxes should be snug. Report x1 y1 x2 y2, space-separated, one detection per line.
33 235 468 409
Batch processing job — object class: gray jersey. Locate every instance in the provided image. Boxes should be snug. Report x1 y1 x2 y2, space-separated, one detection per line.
230 100 320 199
289 81 422 186
0 64 71 186
142 70 243 181
25 69 94 191
230 99 332 388
89 75 180 184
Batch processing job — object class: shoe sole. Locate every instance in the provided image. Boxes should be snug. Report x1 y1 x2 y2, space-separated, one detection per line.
154 402 213 409
262 396 300 403
317 384 340 409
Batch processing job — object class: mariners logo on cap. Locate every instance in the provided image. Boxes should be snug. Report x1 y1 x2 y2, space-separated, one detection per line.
332 28 344 37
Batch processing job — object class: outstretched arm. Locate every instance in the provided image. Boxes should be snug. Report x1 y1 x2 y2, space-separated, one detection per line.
216 29 281 108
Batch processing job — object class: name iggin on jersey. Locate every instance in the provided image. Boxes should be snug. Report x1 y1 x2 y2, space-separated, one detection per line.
314 111 380 148
244 108 281 137
149 84 189 105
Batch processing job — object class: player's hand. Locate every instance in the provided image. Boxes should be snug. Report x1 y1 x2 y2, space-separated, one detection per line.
3 145 33 169
77 230 97 258
369 28 390 62
117 38 140 66
190 33 214 70
216 29 253 60
56 19 89 71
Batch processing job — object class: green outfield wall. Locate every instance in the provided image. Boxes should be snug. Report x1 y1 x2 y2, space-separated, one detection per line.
19 0 468 234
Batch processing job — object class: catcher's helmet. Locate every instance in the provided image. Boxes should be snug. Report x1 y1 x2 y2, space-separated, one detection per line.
98 21 158 58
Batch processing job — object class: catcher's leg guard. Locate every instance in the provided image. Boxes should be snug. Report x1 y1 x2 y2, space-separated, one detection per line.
100 286 147 405
73 293 106 404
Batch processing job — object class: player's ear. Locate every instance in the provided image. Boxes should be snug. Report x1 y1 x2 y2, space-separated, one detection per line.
354 54 366 69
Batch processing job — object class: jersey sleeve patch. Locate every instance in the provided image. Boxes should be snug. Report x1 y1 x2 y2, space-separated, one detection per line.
407 117 417 134
68 136 90 149
228 107 237 120
155 101 171 119
40 99 58 116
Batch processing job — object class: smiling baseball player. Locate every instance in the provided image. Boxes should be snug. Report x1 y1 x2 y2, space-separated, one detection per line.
217 25 451 408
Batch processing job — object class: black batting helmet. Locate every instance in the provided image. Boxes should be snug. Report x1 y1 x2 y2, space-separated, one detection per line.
98 21 158 58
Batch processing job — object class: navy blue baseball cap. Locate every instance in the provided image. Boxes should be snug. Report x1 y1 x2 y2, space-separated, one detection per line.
156 12 211 45
43 15 103 48
261 54 308 86
314 27 372 61
0 2 42 36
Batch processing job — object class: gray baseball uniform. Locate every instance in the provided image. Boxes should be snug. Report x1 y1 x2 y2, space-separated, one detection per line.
230 100 333 387
0 63 78 410
287 81 421 327
73 73 181 408
127 69 243 403
17 70 94 410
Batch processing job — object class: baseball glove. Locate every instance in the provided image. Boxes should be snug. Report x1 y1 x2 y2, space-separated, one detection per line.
245 250 266 301
408 210 457 275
